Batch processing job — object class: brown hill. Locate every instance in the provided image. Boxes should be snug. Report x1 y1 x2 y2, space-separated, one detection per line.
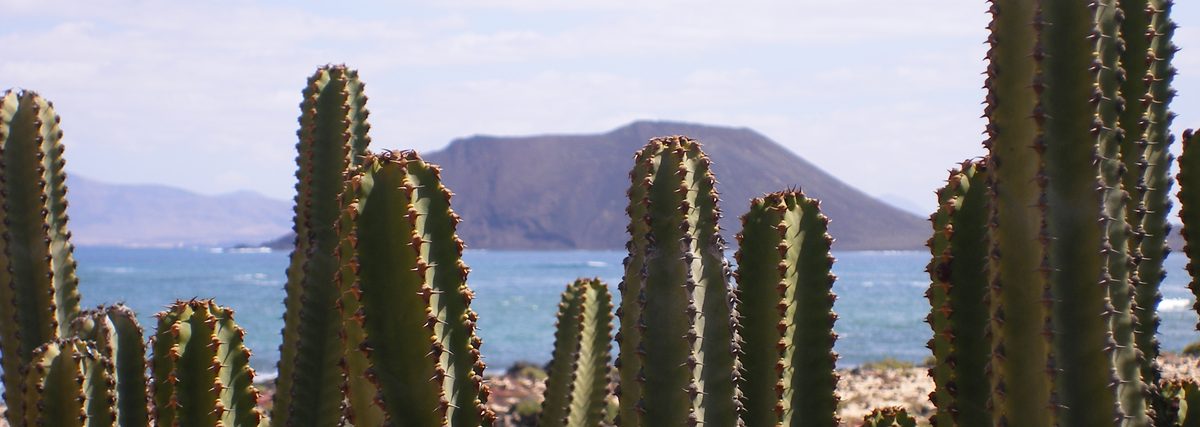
423 121 928 250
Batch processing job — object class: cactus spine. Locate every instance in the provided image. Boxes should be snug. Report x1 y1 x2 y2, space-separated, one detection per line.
618 136 739 426
339 150 492 426
70 305 149 427
20 338 115 427
540 278 614 427
150 300 263 427
981 0 1054 424
272 64 371 427
924 160 990 426
0 89 83 425
734 190 838 426
860 407 917 427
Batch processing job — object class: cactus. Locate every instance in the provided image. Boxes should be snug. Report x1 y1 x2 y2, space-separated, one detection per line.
614 143 652 426
19 338 115 427
617 136 739 426
734 190 838 426
150 300 262 427
860 407 917 427
1125 1 1179 404
1181 130 1200 327
924 160 990 426
1161 379 1200 427
0 89 83 424
540 278 614 427
337 150 492 426
70 305 149 427
272 64 371 427
980 0 1054 424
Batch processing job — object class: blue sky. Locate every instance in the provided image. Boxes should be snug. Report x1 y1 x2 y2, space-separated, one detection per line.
2 0 1198 215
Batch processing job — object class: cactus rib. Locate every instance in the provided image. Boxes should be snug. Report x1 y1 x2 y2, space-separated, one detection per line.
540 278 614 427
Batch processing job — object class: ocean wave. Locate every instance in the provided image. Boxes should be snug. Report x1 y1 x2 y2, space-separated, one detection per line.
96 266 134 274
1160 298 1191 312
233 273 276 286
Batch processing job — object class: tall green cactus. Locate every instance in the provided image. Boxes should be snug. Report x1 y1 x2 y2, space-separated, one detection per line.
150 300 263 427
924 160 990 426
19 338 115 427
1181 130 1200 328
615 145 651 426
860 407 917 427
70 305 149 427
0 89 83 425
540 278 614 427
1038 1 1124 423
338 150 492 426
273 64 371 427
980 1 1054 424
617 136 739 426
1125 1 1179 400
735 190 838 426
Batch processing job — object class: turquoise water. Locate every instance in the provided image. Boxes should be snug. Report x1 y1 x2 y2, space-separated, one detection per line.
74 247 1200 375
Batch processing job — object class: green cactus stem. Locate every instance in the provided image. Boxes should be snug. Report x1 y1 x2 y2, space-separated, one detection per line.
1181 130 1200 328
71 305 149 427
924 160 990 426
735 190 838 426
339 150 492 426
981 1 1054 424
540 278 614 427
1038 0 1123 423
0 89 83 425
150 300 262 427
20 338 115 427
272 64 371 427
1093 0 1150 423
619 136 739 426
615 146 652 427
860 407 917 427
1161 379 1200 427
1129 1 1179 401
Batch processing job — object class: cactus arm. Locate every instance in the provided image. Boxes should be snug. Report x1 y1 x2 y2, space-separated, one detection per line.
616 152 651 427
350 158 446 425
1038 0 1123 423
402 151 492 425
1133 0 1178 392
36 95 81 335
981 1 1054 424
150 307 183 426
22 339 114 427
273 65 371 427
71 305 149 427
212 305 264 426
540 282 586 427
682 142 739 426
860 407 917 427
639 139 700 424
335 171 386 427
0 90 26 425
925 171 957 427
781 193 839 426
1181 130 1200 327
734 197 787 425
1093 0 1152 423
175 302 221 426
926 161 992 426
566 279 613 427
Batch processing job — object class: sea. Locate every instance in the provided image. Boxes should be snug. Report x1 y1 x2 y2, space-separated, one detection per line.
74 247 1200 378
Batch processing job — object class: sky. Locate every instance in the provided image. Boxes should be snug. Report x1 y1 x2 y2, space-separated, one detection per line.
1 0 1198 215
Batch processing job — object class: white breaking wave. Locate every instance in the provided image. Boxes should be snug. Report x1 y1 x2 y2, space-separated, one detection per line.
1159 298 1191 312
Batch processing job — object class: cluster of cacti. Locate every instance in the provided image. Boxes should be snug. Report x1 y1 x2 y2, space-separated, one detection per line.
20 338 115 427
1161 379 1200 427
70 305 149 426
539 278 613 427
922 0 1183 425
860 407 917 427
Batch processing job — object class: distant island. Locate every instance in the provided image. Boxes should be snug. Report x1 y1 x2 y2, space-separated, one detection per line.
68 121 934 250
